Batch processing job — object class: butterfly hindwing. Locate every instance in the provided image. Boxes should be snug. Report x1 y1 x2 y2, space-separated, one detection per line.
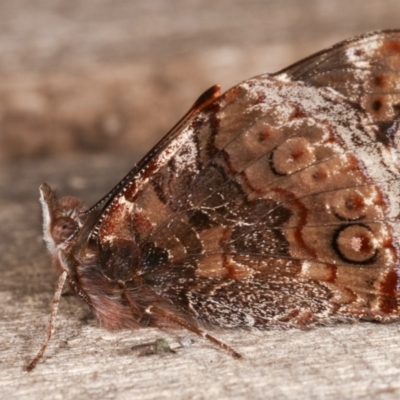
95 32 400 327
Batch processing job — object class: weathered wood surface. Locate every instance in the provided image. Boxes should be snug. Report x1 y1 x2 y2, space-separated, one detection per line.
2 1 400 399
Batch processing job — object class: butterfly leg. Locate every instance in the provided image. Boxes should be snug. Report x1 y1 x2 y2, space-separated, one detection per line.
144 305 242 359
27 270 68 371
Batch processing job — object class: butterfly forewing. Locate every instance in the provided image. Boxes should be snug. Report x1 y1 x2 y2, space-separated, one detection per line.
276 31 400 127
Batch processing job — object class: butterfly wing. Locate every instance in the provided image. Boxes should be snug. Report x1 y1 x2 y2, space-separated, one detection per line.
94 31 400 329
276 30 400 129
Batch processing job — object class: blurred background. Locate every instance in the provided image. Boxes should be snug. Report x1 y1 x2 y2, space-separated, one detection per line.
1 0 400 164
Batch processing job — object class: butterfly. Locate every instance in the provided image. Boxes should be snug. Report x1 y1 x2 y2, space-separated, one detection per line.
28 30 400 371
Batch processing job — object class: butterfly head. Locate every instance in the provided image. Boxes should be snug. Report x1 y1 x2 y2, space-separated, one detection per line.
39 183 87 255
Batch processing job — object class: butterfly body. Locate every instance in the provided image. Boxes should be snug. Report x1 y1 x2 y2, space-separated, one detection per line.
31 30 400 370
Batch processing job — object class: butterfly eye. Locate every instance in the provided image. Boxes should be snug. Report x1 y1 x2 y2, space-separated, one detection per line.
51 217 78 244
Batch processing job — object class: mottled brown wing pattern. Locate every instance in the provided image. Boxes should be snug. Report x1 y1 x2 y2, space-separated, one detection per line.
30 30 400 372
277 30 400 142
91 31 400 329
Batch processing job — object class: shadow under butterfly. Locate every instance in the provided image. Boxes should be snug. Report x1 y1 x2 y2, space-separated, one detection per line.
28 30 400 371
